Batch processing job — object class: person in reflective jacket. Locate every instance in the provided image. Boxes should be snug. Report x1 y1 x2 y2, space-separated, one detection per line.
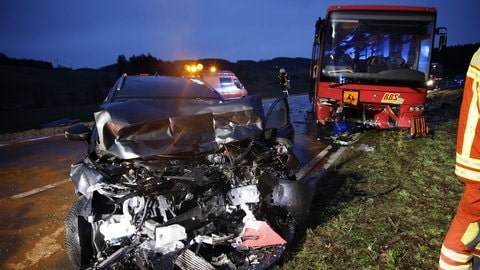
439 47 480 269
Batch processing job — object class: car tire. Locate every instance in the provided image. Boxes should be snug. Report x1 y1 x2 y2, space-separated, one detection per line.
64 195 93 268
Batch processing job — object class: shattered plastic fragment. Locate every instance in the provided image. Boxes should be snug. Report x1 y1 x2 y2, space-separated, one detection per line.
154 224 187 249
238 220 287 248
227 185 260 205
357 143 375 152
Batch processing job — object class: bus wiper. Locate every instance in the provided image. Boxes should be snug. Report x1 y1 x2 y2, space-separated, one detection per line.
329 82 352 88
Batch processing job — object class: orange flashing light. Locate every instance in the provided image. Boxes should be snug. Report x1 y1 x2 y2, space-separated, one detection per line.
184 63 204 73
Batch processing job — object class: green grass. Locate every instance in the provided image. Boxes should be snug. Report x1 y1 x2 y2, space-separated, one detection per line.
273 89 462 269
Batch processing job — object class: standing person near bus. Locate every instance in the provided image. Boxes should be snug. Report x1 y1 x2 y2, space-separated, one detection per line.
278 68 290 96
439 47 480 269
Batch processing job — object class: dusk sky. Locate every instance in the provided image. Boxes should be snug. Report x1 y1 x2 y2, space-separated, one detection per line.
1 0 478 69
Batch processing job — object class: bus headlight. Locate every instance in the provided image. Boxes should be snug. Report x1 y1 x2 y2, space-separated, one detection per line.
409 104 425 112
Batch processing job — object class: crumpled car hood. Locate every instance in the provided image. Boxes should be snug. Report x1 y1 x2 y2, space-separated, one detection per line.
94 95 266 159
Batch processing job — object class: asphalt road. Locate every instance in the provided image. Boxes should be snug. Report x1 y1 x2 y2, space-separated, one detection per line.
0 135 84 269
0 94 328 269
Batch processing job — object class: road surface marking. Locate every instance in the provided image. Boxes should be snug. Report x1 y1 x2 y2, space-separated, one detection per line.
296 145 332 180
0 134 62 148
4 227 64 269
10 178 70 199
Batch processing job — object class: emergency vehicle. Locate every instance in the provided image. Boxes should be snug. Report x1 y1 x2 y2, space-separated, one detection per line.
309 5 447 129
183 64 248 99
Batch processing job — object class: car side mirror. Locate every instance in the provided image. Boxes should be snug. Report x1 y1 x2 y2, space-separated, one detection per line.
64 124 92 142
234 79 243 89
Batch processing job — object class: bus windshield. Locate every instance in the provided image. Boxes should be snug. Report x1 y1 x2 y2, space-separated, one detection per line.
321 10 436 87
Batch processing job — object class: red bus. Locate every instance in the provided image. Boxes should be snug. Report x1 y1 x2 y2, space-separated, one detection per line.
309 5 447 129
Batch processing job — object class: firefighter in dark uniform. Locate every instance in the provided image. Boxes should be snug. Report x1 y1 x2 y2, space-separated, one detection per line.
278 68 290 96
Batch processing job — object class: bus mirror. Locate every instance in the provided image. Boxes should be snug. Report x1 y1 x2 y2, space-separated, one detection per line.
314 17 324 45
439 35 447 51
435 27 447 52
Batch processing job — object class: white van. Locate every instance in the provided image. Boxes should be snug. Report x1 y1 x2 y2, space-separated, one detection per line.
201 70 248 99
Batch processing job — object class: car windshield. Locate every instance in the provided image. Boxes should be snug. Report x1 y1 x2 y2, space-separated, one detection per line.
107 75 224 102
219 77 234 88
321 10 435 87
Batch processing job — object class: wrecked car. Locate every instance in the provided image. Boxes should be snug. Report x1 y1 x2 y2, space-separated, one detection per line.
63 74 313 269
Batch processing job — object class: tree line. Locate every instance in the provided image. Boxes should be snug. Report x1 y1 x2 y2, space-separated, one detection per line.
114 54 244 78
1 42 478 78
113 43 480 80
432 43 480 77
0 53 53 69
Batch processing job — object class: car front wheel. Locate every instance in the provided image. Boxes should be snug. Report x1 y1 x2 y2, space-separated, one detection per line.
64 195 94 268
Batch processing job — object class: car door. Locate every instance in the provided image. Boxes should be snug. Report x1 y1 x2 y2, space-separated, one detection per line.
263 95 294 141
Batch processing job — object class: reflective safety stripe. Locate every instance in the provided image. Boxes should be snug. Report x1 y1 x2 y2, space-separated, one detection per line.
477 77 480 117
461 223 480 248
439 259 472 270
455 166 480 182
441 245 472 263
461 76 479 157
466 69 480 87
439 258 471 270
467 62 480 79
457 154 480 169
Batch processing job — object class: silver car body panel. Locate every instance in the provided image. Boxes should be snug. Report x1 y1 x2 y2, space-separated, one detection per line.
95 96 265 159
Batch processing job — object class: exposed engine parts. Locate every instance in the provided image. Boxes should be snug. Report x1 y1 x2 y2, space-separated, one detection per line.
66 138 310 269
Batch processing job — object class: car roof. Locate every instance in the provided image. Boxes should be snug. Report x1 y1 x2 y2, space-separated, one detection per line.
204 70 236 76
111 75 224 101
